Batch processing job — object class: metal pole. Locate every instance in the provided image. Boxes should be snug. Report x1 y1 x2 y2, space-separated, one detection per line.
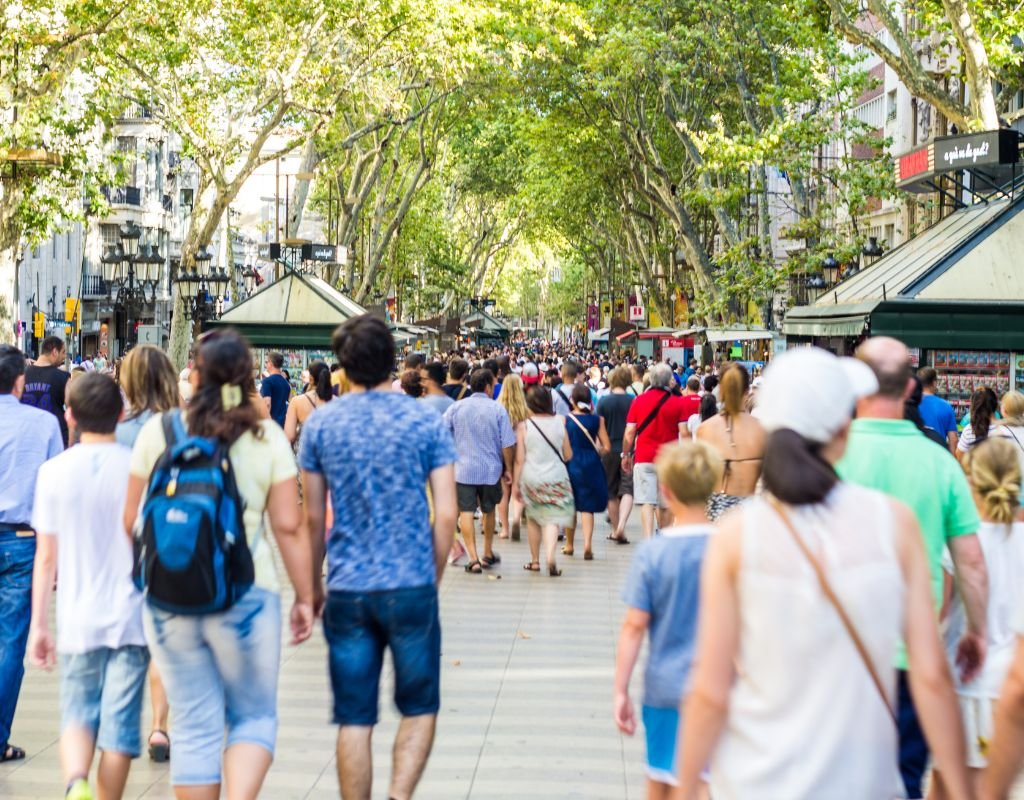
275 158 280 242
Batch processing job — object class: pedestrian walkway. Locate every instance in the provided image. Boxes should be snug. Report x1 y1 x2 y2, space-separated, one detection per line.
0 518 647 800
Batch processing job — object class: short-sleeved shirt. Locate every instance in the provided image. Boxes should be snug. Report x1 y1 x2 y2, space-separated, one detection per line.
598 393 634 451
300 390 455 592
260 373 291 426
443 393 516 485
622 524 711 707
919 394 957 439
625 388 687 464
32 443 145 654
130 415 297 591
21 364 70 446
678 393 701 421
838 418 979 669
0 394 64 526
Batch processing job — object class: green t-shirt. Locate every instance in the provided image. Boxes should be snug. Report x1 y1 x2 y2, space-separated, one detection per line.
837 418 980 669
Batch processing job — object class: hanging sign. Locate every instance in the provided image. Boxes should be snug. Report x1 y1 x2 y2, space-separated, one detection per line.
629 305 645 322
301 243 337 263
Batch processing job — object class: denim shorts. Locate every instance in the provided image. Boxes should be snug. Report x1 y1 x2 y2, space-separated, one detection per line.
324 584 441 726
144 587 281 786
643 705 680 785
60 646 149 757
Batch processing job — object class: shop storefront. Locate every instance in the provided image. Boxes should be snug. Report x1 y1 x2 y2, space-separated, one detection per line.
784 191 1024 414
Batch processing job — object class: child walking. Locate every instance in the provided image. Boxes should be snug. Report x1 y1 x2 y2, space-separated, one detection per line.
613 440 722 800
931 436 1024 800
27 373 148 800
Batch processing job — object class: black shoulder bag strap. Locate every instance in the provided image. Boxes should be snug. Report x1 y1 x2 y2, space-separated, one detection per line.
529 418 567 464
635 390 671 438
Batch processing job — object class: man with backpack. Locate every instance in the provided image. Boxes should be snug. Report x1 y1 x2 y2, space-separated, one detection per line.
300 315 458 800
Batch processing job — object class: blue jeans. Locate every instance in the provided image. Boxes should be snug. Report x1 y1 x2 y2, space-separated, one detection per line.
324 584 441 726
898 669 928 799
0 532 35 748
144 587 281 786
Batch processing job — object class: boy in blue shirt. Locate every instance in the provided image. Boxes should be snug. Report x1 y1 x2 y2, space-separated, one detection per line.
614 440 722 799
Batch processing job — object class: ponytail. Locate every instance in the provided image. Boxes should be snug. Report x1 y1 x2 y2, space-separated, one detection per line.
968 438 1021 526
719 363 750 417
970 387 998 443
761 429 838 505
308 360 333 402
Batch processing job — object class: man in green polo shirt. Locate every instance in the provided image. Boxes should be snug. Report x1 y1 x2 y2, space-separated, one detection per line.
837 336 987 800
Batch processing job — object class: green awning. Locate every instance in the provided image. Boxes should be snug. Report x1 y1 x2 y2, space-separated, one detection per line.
869 301 1024 350
782 300 878 338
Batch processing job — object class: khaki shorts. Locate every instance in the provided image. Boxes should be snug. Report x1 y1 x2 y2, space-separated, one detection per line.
633 462 665 507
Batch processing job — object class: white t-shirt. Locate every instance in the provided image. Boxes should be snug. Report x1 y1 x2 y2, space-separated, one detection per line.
31 443 145 654
945 521 1024 698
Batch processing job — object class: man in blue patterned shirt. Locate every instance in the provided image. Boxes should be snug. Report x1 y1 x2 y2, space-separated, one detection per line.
300 315 458 800
443 368 517 574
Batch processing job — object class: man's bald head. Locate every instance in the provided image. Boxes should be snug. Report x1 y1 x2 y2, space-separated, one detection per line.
856 337 913 400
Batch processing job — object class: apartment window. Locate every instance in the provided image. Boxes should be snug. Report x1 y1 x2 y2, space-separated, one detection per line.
886 90 897 122
67 230 72 260
32 245 40 259
116 136 138 186
100 224 120 247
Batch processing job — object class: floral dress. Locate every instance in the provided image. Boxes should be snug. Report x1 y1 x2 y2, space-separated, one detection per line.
520 415 575 526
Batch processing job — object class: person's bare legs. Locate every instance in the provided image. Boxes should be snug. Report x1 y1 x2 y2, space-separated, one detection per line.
175 785 218 800
60 726 96 791
482 510 497 561
221 743 272 800
149 664 170 747
510 496 524 541
388 714 437 800
582 512 595 557
96 751 131 800
615 493 635 539
608 497 621 533
337 726 373 800
542 523 559 572
459 511 479 564
564 514 577 554
658 507 672 531
640 504 656 540
526 518 541 566
497 483 511 540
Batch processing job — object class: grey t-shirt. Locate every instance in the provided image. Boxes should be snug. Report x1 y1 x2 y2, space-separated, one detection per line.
422 393 454 416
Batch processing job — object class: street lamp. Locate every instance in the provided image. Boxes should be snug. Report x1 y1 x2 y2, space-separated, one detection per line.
242 266 258 296
173 244 229 322
101 222 160 351
821 254 841 285
806 273 828 303
862 236 884 259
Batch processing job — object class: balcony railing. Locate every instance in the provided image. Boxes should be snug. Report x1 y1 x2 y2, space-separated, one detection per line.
102 185 142 206
81 273 107 299
161 193 173 212
118 103 154 122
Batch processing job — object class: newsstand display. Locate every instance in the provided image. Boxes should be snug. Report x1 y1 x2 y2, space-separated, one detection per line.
929 349 1012 418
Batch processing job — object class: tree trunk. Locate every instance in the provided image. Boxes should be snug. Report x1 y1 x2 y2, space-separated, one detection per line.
0 183 25 346
941 0 1000 130
287 138 323 238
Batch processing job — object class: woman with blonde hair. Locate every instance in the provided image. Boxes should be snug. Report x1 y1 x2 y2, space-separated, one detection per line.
696 362 766 521
497 373 529 540
114 344 180 763
931 437 1024 799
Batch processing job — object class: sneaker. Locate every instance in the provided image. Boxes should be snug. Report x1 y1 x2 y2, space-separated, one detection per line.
66 779 94 800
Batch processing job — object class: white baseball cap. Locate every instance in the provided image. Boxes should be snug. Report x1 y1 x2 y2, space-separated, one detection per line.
754 347 878 443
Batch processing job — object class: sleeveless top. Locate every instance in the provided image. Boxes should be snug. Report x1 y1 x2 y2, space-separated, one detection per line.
521 415 570 486
711 483 905 800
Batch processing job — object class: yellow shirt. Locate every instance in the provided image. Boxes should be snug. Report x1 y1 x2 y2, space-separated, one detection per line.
129 415 297 591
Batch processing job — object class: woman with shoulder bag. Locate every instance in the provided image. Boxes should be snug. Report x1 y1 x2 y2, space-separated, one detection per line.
677 348 972 800
514 386 574 577
123 330 315 800
564 384 610 560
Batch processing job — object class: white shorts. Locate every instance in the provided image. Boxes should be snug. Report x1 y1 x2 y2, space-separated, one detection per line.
633 463 665 507
959 695 995 769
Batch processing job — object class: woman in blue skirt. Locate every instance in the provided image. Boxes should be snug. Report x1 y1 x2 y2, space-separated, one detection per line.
565 383 611 559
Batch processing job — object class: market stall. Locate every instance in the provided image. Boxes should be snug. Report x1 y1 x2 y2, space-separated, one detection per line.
615 326 691 361
204 270 367 393
783 193 1024 417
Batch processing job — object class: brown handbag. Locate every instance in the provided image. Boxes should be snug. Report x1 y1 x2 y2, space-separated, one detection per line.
769 498 898 726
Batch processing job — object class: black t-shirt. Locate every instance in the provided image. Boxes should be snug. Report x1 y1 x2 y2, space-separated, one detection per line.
22 364 70 446
598 392 634 451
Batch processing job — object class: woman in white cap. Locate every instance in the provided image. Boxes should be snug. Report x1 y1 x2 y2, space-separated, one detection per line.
676 347 972 799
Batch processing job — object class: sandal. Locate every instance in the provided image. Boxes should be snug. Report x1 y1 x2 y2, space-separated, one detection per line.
523 561 540 572
0 743 25 763
607 534 630 545
148 730 170 763
584 551 594 561
561 546 574 556
482 552 501 568
464 561 483 574
548 565 562 577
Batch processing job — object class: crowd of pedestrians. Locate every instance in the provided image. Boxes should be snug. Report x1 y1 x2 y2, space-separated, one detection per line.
10 324 1024 799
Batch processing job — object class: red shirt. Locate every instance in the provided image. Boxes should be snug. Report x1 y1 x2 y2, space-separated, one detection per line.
678 393 701 421
626 389 688 464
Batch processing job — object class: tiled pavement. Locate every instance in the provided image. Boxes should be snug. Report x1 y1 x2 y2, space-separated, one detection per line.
0 517 647 799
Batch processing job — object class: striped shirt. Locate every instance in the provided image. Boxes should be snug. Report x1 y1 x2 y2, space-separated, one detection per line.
443 392 517 485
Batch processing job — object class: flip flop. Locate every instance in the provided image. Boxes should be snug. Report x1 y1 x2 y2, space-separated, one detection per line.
523 562 540 572
607 534 630 545
0 743 25 763
548 565 563 577
584 551 594 561
561 546 574 556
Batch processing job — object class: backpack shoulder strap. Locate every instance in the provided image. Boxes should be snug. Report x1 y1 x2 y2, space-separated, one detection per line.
161 409 183 449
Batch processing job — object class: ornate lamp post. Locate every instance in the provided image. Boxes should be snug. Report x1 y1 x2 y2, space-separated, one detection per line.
173 245 229 324
100 222 161 351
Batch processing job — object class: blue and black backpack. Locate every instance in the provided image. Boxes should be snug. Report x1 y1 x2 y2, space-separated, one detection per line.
133 410 254 614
